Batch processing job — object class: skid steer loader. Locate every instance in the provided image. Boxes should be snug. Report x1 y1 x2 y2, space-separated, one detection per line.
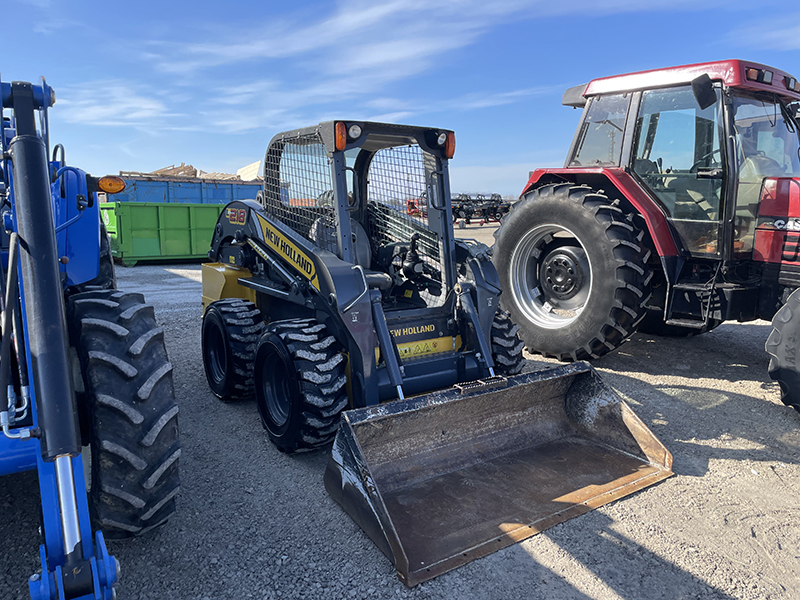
200 121 672 585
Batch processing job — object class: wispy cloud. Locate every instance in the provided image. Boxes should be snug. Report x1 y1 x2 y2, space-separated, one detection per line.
57 81 182 128
729 17 800 51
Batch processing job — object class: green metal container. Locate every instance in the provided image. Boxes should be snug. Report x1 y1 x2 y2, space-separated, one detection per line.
101 201 224 266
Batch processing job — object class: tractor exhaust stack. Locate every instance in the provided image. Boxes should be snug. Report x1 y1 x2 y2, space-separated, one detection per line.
324 362 672 586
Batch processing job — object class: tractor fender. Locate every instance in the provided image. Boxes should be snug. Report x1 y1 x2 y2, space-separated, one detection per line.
522 167 684 286
523 167 681 258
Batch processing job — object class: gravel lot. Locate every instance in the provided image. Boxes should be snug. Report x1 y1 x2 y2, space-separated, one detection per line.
2 221 799 600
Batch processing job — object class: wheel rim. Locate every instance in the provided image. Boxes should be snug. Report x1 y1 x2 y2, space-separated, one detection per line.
260 348 292 427
509 224 593 329
205 322 227 384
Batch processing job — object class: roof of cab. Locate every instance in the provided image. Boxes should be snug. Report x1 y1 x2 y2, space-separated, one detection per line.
563 60 800 107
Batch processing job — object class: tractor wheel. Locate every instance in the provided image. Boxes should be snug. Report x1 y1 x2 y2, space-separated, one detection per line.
202 299 264 401
491 310 525 375
68 290 180 538
254 319 348 454
766 288 800 412
493 183 651 361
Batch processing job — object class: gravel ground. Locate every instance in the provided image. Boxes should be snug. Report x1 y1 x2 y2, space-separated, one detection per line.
2 221 799 599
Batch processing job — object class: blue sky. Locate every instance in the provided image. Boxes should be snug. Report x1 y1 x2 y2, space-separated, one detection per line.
4 0 799 195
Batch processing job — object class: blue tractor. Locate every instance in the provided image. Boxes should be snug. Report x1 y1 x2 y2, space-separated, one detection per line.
0 78 180 599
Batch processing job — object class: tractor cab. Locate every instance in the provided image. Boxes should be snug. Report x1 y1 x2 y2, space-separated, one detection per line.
566 60 800 261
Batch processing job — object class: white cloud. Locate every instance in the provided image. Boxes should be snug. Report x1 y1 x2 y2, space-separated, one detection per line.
729 18 800 51
57 82 180 128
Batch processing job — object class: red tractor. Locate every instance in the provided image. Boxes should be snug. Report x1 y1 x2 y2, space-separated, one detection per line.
493 60 800 411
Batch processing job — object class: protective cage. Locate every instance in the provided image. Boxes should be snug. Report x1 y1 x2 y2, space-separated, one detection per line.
260 127 448 307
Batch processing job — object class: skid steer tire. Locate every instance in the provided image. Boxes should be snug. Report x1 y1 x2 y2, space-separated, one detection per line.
68 290 180 538
766 288 800 412
491 310 525 375
255 319 347 454
202 299 264 401
493 183 651 361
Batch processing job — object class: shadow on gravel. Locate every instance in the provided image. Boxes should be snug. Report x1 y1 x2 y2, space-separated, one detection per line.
528 512 739 600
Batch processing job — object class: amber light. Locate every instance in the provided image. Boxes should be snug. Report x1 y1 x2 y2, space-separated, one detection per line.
97 176 126 194
445 132 455 159
745 67 773 84
785 76 800 93
334 122 347 151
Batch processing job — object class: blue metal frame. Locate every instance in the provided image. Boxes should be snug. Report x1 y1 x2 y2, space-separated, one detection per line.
1 77 117 599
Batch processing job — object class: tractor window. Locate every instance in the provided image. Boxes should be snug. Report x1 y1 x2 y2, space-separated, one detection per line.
631 85 724 255
570 94 629 167
731 94 800 256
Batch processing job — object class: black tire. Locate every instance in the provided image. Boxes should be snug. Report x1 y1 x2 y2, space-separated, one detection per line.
491 310 525 375
202 299 264 401
493 183 651 361
766 288 800 412
255 319 347 454
68 290 180 538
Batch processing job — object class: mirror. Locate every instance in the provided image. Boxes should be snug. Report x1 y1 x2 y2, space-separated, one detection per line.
691 74 717 111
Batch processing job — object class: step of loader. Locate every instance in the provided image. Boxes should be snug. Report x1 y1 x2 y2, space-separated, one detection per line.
324 362 673 586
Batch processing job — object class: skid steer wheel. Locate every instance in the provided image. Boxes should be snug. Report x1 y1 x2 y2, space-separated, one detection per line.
254 319 347 454
68 290 180 538
202 299 264 401
493 183 651 361
491 310 525 375
766 288 800 413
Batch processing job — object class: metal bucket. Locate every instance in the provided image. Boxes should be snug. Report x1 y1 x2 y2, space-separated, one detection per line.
324 362 672 586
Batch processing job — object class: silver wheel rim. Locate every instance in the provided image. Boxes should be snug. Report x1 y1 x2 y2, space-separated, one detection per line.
508 224 593 329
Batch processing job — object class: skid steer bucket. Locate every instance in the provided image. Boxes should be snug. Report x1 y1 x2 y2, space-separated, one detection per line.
324 362 672 586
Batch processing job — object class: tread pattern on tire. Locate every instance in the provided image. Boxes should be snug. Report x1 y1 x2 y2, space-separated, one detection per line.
266 319 347 453
766 288 800 412
491 310 525 375
494 183 652 361
205 298 264 401
69 289 180 538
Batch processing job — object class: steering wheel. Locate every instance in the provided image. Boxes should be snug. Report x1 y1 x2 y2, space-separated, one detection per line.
689 148 722 173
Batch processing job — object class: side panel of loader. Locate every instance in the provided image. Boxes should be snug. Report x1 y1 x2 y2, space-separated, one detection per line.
325 363 672 586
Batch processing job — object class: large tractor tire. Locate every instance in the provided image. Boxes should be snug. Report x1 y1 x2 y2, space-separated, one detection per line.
202 299 264 401
491 309 525 375
493 183 651 361
69 290 180 538
254 319 348 454
766 288 800 412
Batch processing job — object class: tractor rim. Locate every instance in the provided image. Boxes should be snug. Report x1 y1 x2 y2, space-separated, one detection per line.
261 349 291 427
509 224 592 329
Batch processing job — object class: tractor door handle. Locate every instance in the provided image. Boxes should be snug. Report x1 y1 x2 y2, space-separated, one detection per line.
696 168 723 179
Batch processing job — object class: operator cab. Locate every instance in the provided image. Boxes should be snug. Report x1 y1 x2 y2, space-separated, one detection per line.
566 60 800 259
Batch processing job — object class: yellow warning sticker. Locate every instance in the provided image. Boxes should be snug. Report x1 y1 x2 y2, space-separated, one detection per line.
255 214 319 290
375 336 461 363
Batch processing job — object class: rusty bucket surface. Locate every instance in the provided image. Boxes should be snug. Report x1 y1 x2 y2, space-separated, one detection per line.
323 362 673 586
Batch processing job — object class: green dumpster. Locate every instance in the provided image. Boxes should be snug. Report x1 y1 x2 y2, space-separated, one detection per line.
101 201 225 266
